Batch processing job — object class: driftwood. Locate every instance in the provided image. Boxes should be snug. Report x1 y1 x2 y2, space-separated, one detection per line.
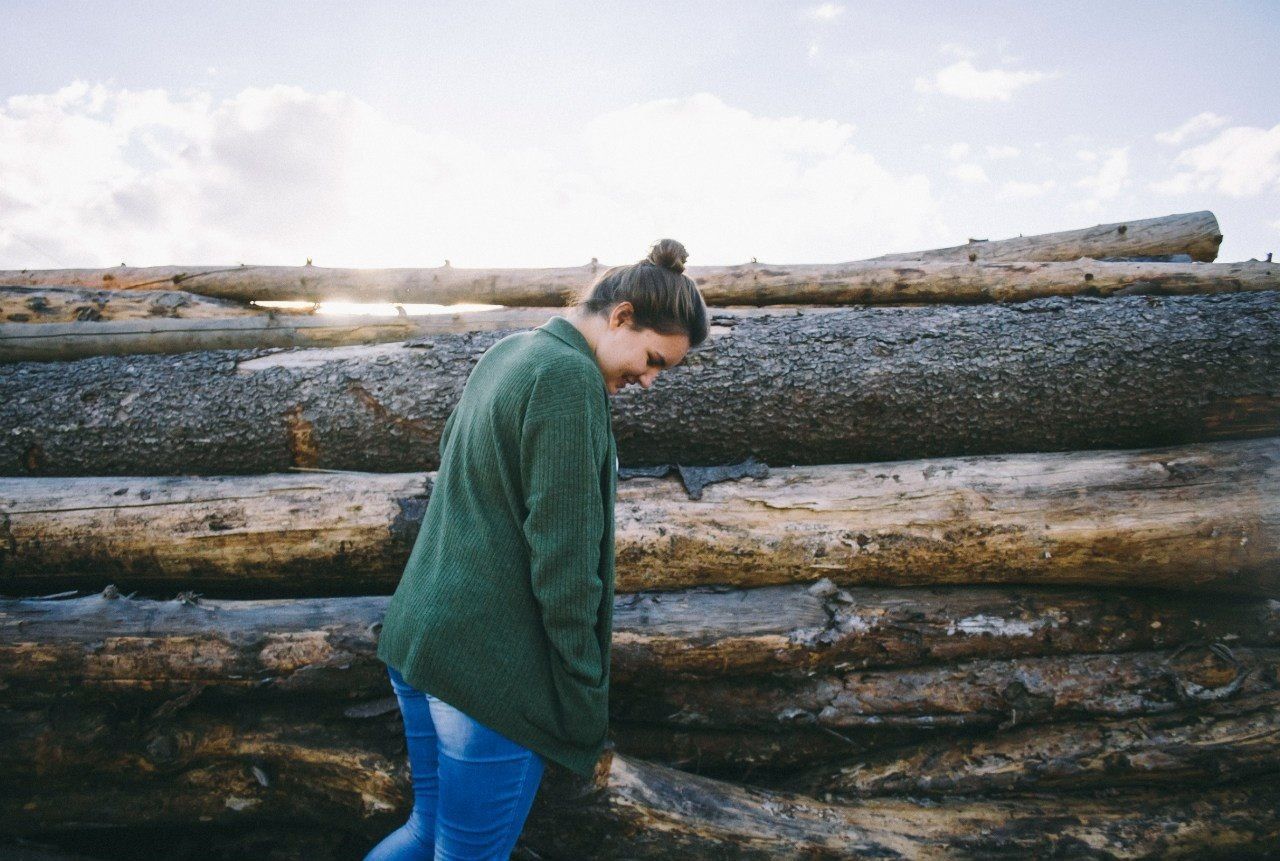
3 437 1278 595
780 691 1280 797
0 285 280 324
0 213 1223 306
3 590 1277 702
2 292 1277 477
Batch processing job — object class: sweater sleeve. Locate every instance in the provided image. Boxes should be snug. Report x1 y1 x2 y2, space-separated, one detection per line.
519 364 607 688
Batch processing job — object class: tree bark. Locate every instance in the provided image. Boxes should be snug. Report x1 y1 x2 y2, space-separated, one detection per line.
0 307 838 363
871 210 1222 264
525 750 1280 859
0 213 1224 306
3 437 1278 596
779 691 1280 798
4 590 1276 703
2 292 1277 477
4 700 1278 858
610 646 1280 732
0 311 545 363
0 285 279 324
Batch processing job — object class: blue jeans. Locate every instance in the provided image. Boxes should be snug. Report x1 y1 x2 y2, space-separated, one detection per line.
364 664 545 861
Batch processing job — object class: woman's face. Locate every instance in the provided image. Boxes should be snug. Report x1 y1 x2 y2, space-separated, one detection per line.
594 303 691 396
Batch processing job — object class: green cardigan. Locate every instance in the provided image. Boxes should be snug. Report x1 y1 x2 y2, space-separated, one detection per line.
376 315 618 777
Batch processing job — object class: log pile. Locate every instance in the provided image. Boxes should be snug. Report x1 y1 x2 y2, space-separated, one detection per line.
2 211 1278 859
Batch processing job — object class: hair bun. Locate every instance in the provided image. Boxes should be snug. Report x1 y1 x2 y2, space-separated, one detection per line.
646 238 689 274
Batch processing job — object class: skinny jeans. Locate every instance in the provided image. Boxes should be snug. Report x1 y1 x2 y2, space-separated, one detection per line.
363 664 545 861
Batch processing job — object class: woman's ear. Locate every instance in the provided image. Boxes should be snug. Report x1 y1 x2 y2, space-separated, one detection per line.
609 301 635 330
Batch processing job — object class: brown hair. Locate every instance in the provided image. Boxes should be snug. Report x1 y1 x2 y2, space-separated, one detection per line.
571 239 709 347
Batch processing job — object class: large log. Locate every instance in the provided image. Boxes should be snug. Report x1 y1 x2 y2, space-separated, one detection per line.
4 590 1276 704
6 704 1278 860
2 258 1272 311
872 210 1222 264
0 285 278 324
0 306 840 364
3 438 1278 595
0 213 1224 306
611 646 1280 732
780 691 1280 798
0 311 543 363
3 292 1277 477
525 751 1280 859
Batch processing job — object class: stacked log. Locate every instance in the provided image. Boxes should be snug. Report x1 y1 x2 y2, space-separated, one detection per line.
2 211 1278 859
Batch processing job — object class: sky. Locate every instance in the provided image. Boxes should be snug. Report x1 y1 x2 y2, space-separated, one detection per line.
2 0 1277 269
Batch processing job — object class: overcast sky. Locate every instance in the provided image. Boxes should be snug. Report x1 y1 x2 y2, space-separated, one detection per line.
2 0 1277 269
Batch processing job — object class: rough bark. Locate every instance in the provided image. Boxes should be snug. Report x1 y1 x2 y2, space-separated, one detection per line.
4 701 1279 858
4 437 1276 595
2 292 1277 477
0 285 278 324
525 751 1280 859
3 590 1276 704
0 213 1224 306
0 311 545 363
3 258 1271 311
0 472 434 596
871 210 1222 264
779 691 1280 798
610 646 1280 733
0 306 839 363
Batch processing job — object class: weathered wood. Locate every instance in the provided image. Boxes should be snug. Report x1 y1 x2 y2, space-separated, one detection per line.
780 691 1280 798
872 210 1222 264
3 258 1272 313
614 436 1280 594
611 646 1280 732
4 701 1278 857
685 257 1274 306
0 306 841 364
4 438 1276 595
0 312 543 363
0 213 1223 306
3 590 1276 704
3 292 1277 476
0 285 280 324
0 472 433 596
526 751 1280 859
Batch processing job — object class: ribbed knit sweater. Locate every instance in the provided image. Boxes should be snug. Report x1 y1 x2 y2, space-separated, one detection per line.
376 315 618 777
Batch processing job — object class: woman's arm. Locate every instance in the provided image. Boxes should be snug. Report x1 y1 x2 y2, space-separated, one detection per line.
518 364 608 688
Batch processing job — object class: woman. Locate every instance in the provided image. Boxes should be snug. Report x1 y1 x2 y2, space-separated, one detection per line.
368 239 708 860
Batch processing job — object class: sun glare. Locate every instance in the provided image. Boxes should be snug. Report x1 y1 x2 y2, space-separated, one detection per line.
253 301 504 316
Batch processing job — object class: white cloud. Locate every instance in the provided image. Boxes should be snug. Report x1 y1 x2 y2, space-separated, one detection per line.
914 60 1057 101
985 144 1020 159
0 83 941 267
949 163 989 184
945 142 971 161
1153 123 1280 197
808 2 844 20
808 42 820 59
1155 111 1229 145
1076 147 1130 200
1076 149 1098 163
